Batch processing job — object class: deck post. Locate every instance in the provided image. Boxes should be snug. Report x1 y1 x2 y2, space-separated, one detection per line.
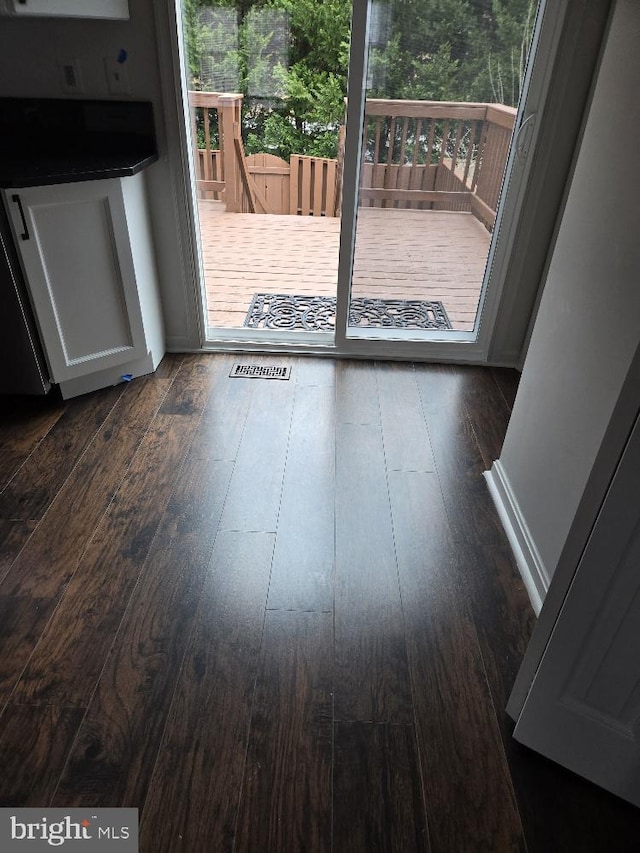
219 94 244 213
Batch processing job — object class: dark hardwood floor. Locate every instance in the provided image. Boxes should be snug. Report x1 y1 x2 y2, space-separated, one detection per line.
1 354 639 851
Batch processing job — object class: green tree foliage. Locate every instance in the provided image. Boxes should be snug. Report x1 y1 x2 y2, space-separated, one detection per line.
184 0 536 160
369 0 537 103
485 0 537 104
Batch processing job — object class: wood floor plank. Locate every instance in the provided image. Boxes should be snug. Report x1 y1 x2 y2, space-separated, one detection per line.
296 357 336 387
0 393 64 452
0 595 55 707
9 360 244 808
0 384 124 521
387 470 526 851
335 360 380 425
0 704 84 807
234 610 333 852
456 366 514 469
139 530 275 853
152 353 185 380
217 378 295 532
0 397 65 490
375 362 436 472
0 376 179 702
9 360 220 708
491 366 521 411
333 722 429 852
8 418 197 708
268 385 334 611
464 545 535 735
157 354 219 416
0 519 36 585
52 457 235 809
192 357 255 462
334 422 412 723
0 450 24 493
460 543 545 847
0 374 175 600
413 364 508 546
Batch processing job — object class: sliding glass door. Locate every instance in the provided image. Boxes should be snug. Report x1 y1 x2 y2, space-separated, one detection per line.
169 0 563 358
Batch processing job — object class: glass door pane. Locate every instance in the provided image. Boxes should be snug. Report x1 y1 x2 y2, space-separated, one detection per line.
345 0 537 343
179 0 350 343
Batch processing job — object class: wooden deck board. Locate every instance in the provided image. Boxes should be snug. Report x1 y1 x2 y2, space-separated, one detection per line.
198 201 490 332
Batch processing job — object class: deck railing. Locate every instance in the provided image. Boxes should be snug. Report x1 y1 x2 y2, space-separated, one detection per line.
189 92 516 227
361 99 516 229
189 91 245 211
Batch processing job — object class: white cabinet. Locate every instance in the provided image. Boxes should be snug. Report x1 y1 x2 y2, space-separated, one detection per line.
0 0 129 19
4 173 164 399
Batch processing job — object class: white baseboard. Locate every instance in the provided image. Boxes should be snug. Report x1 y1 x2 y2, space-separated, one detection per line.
484 460 549 615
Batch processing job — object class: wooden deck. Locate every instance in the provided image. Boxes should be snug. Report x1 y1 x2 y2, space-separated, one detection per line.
198 200 491 332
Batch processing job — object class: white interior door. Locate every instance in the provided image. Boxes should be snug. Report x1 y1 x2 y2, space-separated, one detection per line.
513 409 640 806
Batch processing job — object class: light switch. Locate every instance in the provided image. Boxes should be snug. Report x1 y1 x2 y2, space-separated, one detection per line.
104 56 131 96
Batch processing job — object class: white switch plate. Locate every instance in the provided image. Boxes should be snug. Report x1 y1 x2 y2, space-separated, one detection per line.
104 56 131 95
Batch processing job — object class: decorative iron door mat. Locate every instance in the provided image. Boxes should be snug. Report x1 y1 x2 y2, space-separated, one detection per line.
244 294 452 332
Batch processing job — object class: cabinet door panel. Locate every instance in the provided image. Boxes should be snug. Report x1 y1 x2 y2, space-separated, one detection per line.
6 181 148 383
36 197 134 363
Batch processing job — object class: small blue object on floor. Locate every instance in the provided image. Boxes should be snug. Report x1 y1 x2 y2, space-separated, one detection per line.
244 293 453 332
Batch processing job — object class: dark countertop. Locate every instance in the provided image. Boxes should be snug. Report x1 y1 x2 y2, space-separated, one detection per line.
0 152 159 189
0 97 158 189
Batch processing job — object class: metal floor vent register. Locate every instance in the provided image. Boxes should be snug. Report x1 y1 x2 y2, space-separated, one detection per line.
230 364 291 380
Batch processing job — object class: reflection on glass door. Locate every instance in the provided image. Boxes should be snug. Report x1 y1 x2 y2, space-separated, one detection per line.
347 0 538 340
179 0 350 340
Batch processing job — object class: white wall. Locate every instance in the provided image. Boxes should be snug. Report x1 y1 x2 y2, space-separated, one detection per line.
494 0 640 597
0 1 196 349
